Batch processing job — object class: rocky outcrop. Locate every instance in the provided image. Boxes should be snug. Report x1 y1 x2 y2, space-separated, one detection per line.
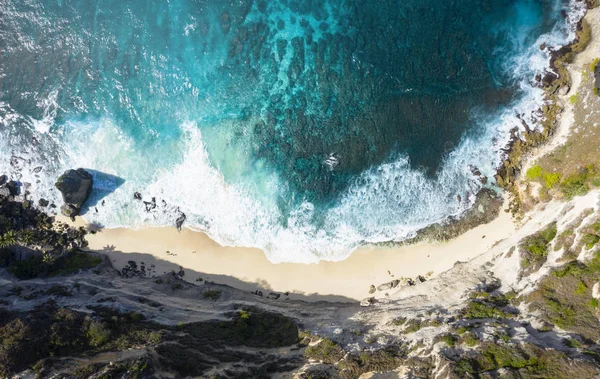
55 168 93 217
175 211 186 231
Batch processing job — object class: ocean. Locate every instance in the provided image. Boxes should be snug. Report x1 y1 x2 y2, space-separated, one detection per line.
0 0 585 262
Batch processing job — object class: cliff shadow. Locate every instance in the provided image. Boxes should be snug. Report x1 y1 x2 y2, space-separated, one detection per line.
94 246 359 304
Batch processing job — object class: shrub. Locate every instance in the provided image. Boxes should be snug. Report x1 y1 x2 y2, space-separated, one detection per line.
305 338 345 364
202 290 221 300
440 334 458 346
526 165 543 180
86 320 111 347
520 223 557 274
582 233 600 249
463 301 509 319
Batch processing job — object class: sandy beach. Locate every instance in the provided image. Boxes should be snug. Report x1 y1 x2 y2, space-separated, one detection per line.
60 196 516 302
55 5 600 305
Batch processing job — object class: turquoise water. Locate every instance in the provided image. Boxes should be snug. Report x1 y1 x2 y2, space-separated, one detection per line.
0 0 584 262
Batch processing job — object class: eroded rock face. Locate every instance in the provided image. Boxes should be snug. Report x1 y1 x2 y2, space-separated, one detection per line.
55 168 93 217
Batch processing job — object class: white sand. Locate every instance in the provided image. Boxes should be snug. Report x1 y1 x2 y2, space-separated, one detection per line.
62 196 515 302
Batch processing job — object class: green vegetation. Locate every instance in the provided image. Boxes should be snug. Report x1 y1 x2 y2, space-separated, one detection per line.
560 165 599 199
527 251 600 340
336 347 405 379
460 332 479 347
400 318 443 334
0 305 161 377
304 338 345 364
305 338 345 365
0 304 298 378
525 164 600 200
569 93 579 104
590 57 599 72
202 290 221 300
301 332 407 379
453 342 599 378
7 251 102 280
402 319 423 333
520 222 557 274
462 301 511 319
391 316 407 326
0 197 97 280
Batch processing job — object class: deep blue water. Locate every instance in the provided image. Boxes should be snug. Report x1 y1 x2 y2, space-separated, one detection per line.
0 0 583 261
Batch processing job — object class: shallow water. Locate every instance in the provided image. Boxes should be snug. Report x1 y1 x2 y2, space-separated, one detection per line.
0 0 584 262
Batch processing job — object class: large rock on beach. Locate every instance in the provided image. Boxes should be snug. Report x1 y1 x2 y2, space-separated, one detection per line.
55 168 93 217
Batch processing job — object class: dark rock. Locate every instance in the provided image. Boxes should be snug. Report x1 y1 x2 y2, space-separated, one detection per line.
0 186 10 198
6 181 19 196
144 197 156 212
417 275 426 283
175 212 186 231
134 192 142 200
369 285 376 294
55 168 93 217
38 198 49 207
0 175 6 185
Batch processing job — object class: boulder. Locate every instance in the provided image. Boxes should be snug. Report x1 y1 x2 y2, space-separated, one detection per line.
6 181 19 196
55 168 93 217
175 212 186 231
377 279 400 292
360 297 377 307
38 198 49 207
133 192 142 200
0 186 10 198
0 175 6 185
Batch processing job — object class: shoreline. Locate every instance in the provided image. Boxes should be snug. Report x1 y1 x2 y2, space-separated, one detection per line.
62 195 515 302
56 4 594 303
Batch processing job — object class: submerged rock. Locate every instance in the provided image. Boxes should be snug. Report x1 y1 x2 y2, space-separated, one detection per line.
134 192 142 200
55 168 93 217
